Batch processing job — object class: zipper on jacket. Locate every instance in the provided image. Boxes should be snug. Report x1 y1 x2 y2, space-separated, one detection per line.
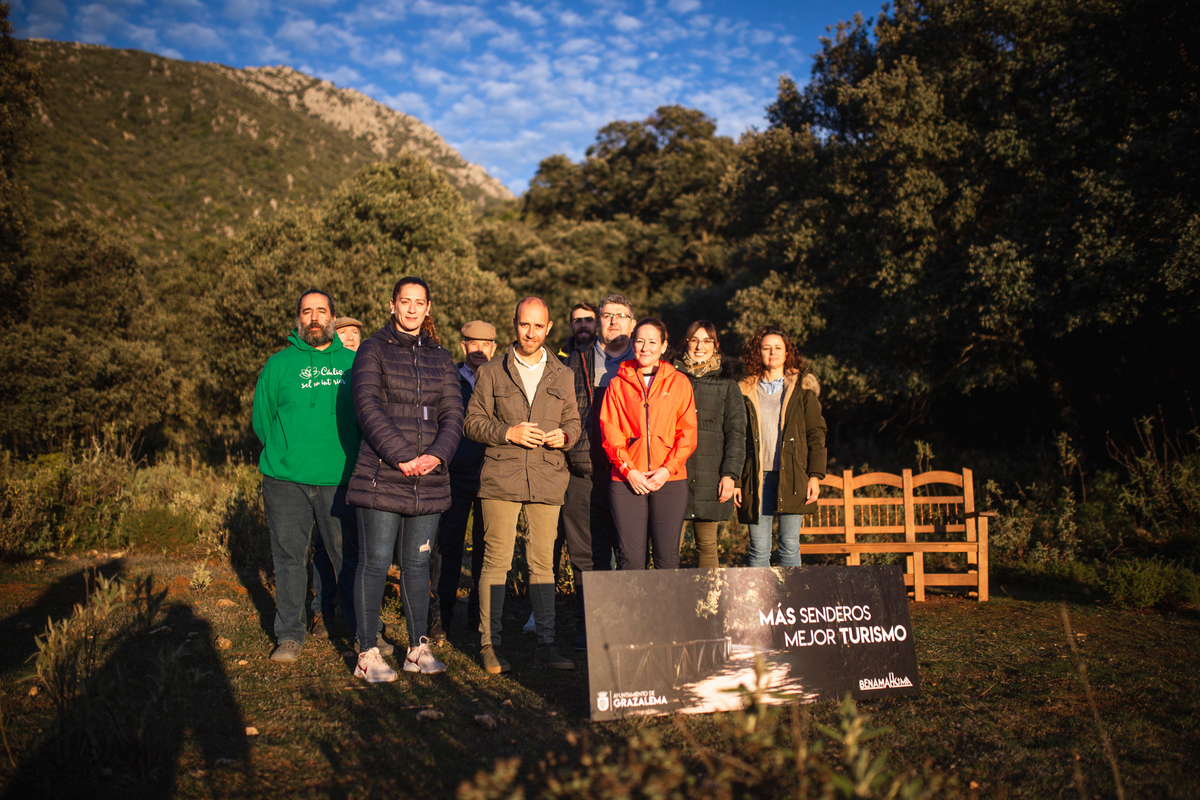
643 373 652 473
413 344 422 516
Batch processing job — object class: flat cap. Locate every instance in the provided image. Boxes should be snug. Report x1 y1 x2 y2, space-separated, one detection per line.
333 317 363 330
460 320 496 341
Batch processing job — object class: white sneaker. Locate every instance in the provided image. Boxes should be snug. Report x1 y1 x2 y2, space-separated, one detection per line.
404 636 447 674
355 646 398 683
523 611 536 634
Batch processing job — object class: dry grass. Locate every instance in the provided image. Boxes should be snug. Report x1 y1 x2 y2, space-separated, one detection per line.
0 549 1197 798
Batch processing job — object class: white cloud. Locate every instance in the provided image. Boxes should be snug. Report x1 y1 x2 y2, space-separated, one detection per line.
612 12 642 32
167 22 224 51
377 47 405 65
382 90 431 119
223 0 269 20
558 37 598 55
318 65 364 86
748 29 775 46
23 0 68 37
504 2 544 27
667 0 701 12
559 10 585 27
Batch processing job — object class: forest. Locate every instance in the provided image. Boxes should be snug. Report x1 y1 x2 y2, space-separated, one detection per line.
1 0 1198 597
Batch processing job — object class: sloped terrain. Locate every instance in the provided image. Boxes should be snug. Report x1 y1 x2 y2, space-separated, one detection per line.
20 40 513 262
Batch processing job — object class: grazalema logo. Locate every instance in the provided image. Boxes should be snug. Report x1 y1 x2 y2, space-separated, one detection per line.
596 691 610 712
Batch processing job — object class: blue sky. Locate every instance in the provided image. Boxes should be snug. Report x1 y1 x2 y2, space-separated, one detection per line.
12 0 877 194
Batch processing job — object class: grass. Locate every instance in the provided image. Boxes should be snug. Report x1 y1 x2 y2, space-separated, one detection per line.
0 543 1197 798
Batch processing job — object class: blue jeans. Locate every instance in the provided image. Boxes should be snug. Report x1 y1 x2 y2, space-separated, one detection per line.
262 476 356 645
747 471 803 567
355 508 440 650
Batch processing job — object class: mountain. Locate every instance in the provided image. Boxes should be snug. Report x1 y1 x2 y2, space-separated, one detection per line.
20 40 515 262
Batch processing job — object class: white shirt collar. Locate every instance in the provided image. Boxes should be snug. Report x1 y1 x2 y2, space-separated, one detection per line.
512 346 548 370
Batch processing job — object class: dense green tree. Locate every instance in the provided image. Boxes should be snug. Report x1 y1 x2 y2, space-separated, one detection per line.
198 155 515 443
727 0 1200 441
0 2 40 319
0 222 173 450
519 105 736 319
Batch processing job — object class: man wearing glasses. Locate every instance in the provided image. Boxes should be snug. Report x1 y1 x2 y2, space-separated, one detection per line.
561 294 637 650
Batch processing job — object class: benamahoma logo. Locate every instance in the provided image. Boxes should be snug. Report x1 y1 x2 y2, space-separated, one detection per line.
596 691 609 712
858 673 914 691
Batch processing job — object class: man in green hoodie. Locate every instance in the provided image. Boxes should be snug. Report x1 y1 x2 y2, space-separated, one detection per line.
253 289 361 663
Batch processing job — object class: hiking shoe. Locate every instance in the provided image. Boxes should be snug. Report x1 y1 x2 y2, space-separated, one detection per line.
429 617 447 644
354 647 398 683
523 611 536 634
310 613 331 640
534 644 575 670
354 637 395 657
404 636 447 674
269 640 302 663
480 644 511 674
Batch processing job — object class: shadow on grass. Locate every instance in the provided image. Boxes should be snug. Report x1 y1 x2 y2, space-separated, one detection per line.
1 571 249 798
0 560 126 678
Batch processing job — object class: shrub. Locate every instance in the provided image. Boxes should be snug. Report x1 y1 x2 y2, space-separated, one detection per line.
1103 557 1200 609
458 660 957 799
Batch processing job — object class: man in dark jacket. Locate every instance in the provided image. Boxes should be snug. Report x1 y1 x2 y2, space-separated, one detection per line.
430 320 496 640
464 297 581 674
560 293 636 650
557 302 598 360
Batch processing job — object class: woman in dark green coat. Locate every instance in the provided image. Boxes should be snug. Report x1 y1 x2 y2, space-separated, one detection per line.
673 321 746 568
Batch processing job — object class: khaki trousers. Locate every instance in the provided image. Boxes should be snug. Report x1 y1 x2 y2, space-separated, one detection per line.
478 499 561 647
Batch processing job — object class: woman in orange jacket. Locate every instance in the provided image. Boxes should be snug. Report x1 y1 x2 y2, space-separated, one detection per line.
599 317 698 570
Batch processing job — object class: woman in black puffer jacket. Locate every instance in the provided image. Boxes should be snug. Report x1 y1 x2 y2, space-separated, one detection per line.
347 277 463 682
673 321 746 568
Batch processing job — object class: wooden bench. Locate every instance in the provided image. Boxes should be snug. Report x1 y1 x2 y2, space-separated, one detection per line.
799 468 993 601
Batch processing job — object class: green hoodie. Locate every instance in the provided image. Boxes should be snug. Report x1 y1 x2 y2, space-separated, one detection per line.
252 329 360 486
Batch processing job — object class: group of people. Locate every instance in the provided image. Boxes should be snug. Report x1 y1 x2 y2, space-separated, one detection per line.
251 278 828 684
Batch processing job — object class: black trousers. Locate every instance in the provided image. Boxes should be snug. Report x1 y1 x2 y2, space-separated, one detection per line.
609 478 689 570
431 484 484 624
561 472 618 629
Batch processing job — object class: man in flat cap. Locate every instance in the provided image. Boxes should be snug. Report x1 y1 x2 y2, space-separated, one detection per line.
429 320 497 640
334 317 363 352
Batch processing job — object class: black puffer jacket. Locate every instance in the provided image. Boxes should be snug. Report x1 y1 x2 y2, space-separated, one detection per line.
346 325 463 516
563 347 604 478
675 360 746 521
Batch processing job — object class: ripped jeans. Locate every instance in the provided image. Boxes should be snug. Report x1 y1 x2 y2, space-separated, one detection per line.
354 508 440 650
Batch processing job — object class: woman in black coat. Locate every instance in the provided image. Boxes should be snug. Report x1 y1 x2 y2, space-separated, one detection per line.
673 321 746 568
347 276 463 682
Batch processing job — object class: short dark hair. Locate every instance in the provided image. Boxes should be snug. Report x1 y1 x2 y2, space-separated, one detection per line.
569 302 598 321
297 289 335 318
598 293 634 317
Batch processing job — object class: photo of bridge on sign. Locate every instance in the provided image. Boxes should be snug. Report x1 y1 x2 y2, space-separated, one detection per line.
583 565 920 721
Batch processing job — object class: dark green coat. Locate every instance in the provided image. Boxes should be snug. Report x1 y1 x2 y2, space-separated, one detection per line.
676 361 747 522
737 371 828 525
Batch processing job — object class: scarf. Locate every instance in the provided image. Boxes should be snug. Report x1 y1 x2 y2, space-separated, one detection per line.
679 352 722 379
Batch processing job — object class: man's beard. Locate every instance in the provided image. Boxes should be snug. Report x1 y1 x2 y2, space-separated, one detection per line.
574 329 594 345
299 318 334 347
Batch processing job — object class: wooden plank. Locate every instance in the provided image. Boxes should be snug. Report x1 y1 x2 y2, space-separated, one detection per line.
963 468 978 567
903 470 923 601
911 470 966 488
910 495 969 505
798 542 988 554
851 472 904 489
913 524 968 534
903 573 983 586
853 497 904 506
843 470 859 566
978 513 989 601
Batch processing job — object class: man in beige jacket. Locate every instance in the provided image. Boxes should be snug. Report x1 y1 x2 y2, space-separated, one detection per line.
464 297 581 674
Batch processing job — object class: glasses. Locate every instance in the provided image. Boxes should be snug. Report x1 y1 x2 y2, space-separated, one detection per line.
600 312 633 321
688 337 714 345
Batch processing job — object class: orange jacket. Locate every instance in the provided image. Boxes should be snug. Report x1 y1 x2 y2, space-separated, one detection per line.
599 360 698 483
